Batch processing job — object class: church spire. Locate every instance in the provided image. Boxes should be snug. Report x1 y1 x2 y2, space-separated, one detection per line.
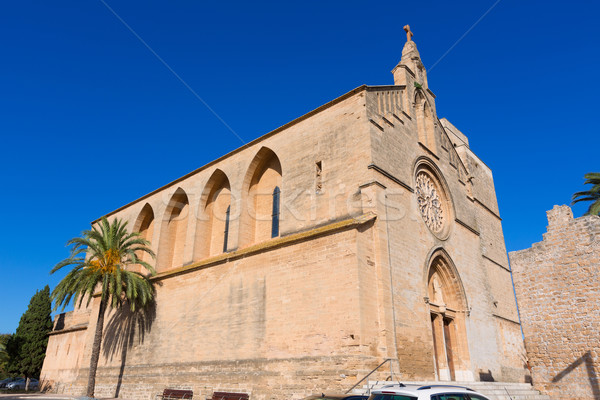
392 24 429 89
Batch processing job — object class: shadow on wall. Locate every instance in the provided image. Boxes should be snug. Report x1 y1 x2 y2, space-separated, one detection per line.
54 313 65 330
479 370 494 382
102 301 157 398
551 351 599 398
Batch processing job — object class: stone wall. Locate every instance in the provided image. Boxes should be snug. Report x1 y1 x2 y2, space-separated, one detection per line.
510 205 600 400
43 217 393 400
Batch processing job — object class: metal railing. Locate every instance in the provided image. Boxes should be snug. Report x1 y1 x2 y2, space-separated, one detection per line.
345 358 400 394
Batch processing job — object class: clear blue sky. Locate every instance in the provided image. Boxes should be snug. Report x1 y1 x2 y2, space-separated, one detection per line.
1 1 598 333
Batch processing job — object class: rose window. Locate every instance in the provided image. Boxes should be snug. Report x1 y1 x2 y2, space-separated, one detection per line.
416 172 445 233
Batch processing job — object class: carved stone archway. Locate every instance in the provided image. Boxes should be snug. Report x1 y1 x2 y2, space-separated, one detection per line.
426 251 472 381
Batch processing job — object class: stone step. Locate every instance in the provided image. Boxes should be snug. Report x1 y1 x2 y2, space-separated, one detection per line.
351 381 550 400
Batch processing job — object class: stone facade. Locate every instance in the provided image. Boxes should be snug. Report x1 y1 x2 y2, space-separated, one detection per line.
41 37 527 400
510 205 600 400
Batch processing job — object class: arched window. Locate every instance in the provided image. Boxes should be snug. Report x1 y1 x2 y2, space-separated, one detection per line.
415 91 436 150
132 203 155 272
271 186 280 238
158 188 189 271
194 170 232 259
240 147 282 247
423 102 435 148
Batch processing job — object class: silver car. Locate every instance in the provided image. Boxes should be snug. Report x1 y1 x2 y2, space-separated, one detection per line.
6 378 39 390
0 378 19 388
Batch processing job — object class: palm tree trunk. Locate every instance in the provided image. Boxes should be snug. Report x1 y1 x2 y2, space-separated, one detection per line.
86 295 107 398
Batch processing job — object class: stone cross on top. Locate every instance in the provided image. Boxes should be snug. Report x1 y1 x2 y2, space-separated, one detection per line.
403 25 413 42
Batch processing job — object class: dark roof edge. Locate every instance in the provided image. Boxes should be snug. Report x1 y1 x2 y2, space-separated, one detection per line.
366 85 407 91
91 84 369 224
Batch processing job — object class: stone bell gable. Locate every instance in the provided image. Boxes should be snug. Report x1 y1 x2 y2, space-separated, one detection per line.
41 29 527 400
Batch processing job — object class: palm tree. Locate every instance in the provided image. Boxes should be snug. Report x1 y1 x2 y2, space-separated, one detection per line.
51 217 156 398
572 172 600 215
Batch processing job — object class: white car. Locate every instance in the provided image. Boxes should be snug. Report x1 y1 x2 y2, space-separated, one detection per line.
368 384 491 400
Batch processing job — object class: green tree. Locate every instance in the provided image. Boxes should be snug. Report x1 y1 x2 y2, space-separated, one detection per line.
0 334 12 379
572 172 600 215
5 286 52 389
51 218 156 398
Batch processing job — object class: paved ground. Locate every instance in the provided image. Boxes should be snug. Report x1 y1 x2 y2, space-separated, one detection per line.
0 395 75 400
0 394 118 400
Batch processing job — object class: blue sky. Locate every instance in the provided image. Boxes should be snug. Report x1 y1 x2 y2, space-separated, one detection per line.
0 0 598 333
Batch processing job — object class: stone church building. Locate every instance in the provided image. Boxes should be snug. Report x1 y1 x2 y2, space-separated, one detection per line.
41 32 527 399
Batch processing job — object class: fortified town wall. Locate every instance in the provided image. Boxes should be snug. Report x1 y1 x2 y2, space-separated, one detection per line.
510 205 600 400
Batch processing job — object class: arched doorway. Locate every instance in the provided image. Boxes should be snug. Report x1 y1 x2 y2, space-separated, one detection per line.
427 251 471 381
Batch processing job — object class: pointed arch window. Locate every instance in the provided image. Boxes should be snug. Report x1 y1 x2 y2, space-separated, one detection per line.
223 205 231 252
240 147 282 246
415 91 436 151
132 203 155 272
195 171 231 259
158 189 189 271
271 186 280 238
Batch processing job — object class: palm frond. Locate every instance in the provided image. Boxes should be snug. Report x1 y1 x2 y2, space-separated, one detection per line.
571 172 600 216
588 200 600 216
51 217 157 312
572 195 599 203
583 172 600 182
